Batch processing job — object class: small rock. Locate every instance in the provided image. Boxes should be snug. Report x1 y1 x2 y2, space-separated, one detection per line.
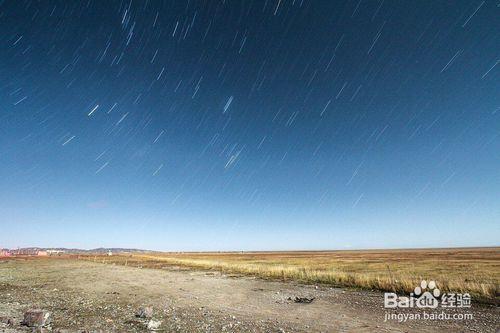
136 306 154 319
22 309 51 327
292 296 315 303
0 316 15 326
147 319 162 331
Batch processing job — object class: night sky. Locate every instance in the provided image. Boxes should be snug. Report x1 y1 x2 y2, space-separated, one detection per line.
1 1 498 250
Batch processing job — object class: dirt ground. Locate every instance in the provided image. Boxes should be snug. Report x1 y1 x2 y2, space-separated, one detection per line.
0 258 498 332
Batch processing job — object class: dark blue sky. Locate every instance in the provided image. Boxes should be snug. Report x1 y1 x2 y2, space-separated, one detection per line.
1 0 498 250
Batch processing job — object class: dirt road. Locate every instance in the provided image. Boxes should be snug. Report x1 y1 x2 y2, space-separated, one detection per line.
0 259 498 332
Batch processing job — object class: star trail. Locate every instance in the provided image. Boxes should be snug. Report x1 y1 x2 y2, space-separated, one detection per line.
0 1 498 250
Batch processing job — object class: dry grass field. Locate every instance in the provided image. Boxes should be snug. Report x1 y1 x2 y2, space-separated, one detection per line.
81 247 499 302
3 258 500 332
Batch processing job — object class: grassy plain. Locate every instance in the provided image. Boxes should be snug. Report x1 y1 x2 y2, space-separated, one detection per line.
81 247 499 302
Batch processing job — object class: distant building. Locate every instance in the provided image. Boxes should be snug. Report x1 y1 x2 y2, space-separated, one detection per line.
9 249 48 256
47 250 65 255
107 251 113 256
0 248 64 257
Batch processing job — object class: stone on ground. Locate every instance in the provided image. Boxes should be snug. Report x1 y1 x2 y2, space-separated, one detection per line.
22 309 50 327
147 319 162 331
136 306 154 319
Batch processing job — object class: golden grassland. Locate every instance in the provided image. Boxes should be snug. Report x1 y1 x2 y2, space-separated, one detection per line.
80 247 499 302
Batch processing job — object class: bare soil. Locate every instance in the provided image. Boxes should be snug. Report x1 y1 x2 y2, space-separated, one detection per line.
0 258 498 332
